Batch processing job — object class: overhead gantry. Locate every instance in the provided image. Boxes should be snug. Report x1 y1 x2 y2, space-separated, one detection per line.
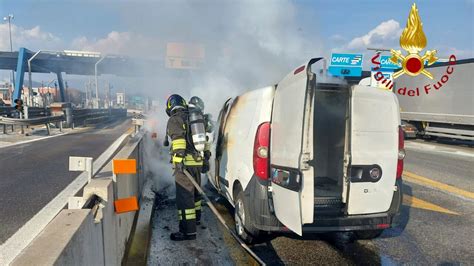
0 48 157 107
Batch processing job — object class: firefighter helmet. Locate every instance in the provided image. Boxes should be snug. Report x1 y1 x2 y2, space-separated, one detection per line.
166 94 187 116
189 96 205 111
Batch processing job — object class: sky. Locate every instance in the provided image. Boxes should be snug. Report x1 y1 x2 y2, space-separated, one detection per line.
0 0 473 110
1 0 472 55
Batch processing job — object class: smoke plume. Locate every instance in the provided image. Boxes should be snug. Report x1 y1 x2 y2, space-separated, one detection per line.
118 0 323 194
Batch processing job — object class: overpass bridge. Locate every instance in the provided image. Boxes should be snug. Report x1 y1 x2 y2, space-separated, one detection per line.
0 48 163 105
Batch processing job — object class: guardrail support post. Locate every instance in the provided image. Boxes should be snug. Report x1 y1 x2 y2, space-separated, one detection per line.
69 156 94 182
24 106 29 119
132 118 144 134
20 113 24 135
95 56 106 109
45 123 50 135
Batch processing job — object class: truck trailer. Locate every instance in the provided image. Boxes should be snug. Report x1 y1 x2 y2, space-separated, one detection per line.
395 58 474 141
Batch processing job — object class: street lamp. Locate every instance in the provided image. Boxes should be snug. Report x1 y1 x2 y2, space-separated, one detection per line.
95 55 106 109
45 79 57 101
45 79 57 88
3 14 14 52
40 79 56 106
3 14 15 95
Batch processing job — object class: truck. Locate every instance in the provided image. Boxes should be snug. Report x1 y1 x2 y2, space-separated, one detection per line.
395 58 474 141
208 58 404 243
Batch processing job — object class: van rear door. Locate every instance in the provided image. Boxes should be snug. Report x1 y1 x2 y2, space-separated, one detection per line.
347 85 399 214
270 59 321 236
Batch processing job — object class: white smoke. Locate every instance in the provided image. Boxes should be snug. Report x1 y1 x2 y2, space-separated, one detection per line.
110 0 324 195
71 0 323 113
142 117 175 196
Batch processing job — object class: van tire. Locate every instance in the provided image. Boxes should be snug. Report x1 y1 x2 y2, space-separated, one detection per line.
354 229 384 240
234 189 260 244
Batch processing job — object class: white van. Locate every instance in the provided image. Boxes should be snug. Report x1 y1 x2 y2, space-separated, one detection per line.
208 58 404 243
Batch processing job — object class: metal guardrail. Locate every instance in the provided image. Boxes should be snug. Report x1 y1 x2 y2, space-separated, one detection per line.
0 108 127 135
0 115 64 126
0 107 127 119
74 109 127 126
29 107 51 117
0 107 11 116
73 109 108 119
0 106 51 118
0 108 126 123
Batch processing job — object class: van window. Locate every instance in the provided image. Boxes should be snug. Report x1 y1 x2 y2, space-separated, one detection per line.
216 98 233 157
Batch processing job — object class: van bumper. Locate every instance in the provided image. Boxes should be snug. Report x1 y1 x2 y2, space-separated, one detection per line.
245 176 403 233
243 175 282 231
302 179 403 233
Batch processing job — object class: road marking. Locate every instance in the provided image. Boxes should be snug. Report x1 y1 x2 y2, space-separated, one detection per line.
0 132 67 148
405 141 474 158
404 171 474 200
403 195 460 215
0 127 90 149
0 133 130 265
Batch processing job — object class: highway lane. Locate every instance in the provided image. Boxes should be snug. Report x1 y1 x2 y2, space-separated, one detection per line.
0 119 131 244
198 139 474 264
404 139 473 192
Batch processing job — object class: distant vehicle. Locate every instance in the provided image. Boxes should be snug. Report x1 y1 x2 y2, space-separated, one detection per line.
401 121 417 139
396 59 474 141
208 58 404 243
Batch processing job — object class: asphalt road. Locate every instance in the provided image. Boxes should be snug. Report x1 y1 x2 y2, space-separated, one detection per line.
0 119 131 244
147 197 238 265
246 139 474 265
153 139 473 265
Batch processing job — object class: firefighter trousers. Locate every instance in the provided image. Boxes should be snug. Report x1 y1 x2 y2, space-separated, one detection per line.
174 166 202 235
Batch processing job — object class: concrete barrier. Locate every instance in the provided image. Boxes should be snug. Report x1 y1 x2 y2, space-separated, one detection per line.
12 210 104 266
12 133 152 266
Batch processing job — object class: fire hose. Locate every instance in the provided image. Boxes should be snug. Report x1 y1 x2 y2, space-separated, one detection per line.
182 169 266 266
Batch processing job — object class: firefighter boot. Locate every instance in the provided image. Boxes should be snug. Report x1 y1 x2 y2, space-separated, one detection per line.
170 232 196 241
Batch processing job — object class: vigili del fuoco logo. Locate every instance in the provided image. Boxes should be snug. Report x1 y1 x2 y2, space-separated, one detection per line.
371 3 456 96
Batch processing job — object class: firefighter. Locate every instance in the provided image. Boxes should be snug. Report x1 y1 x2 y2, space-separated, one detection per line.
166 94 203 241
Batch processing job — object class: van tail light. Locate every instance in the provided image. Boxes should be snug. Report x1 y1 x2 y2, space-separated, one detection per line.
253 122 271 181
397 126 405 179
294 65 305 75
376 223 390 229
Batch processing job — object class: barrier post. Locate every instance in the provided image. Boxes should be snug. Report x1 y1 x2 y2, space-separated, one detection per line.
69 156 93 182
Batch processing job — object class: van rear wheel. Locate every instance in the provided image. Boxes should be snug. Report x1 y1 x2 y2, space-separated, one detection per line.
354 229 384 240
234 190 260 244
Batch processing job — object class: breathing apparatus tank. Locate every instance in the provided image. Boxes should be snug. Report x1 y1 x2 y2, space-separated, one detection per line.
188 105 206 153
